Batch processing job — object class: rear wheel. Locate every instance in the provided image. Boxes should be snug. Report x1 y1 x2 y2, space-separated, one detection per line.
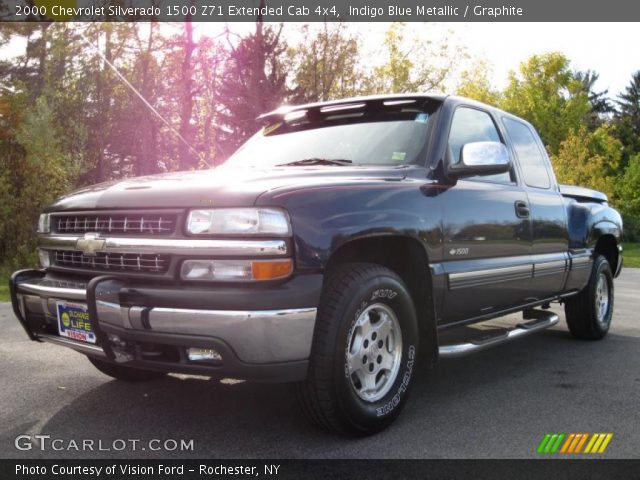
565 255 614 340
297 263 419 436
88 357 167 382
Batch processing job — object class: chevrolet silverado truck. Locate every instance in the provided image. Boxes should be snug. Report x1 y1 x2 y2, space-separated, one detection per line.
10 94 623 435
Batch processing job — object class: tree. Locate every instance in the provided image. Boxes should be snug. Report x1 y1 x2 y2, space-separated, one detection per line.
575 70 613 129
363 23 464 94
616 154 640 240
501 52 590 154
614 71 640 161
177 20 197 170
216 22 291 159
289 22 361 103
456 60 501 106
550 125 622 204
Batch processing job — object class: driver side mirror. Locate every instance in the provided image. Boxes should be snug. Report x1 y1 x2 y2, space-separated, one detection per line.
447 141 511 178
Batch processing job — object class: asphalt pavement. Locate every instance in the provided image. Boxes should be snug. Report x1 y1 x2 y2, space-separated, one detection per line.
1 270 638 459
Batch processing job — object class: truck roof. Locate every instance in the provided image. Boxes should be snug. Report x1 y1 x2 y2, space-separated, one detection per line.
257 93 449 124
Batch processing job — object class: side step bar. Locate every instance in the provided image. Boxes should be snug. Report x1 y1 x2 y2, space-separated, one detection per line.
438 310 559 359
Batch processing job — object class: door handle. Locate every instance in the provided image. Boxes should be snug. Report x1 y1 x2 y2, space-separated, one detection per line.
515 200 530 218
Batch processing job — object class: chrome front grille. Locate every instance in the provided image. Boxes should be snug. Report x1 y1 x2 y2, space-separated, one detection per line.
53 250 169 274
53 214 176 235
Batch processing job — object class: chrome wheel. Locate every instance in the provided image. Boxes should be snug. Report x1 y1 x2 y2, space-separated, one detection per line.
346 303 403 402
595 272 610 324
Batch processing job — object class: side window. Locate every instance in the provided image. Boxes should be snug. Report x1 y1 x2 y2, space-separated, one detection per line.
448 107 513 185
502 117 551 189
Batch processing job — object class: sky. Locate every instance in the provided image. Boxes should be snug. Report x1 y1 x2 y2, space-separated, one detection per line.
354 22 638 97
1 22 638 98
451 22 638 95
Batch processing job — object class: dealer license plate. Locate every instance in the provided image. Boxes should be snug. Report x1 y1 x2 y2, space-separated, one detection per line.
56 301 96 344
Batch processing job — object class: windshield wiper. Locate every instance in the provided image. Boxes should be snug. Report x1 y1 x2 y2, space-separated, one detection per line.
276 158 353 167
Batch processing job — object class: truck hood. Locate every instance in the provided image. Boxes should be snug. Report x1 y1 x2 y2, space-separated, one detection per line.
46 165 411 212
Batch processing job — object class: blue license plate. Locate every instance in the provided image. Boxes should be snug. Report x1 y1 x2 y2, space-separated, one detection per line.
56 301 96 344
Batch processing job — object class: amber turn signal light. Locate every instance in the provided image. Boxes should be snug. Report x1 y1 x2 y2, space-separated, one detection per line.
251 259 293 280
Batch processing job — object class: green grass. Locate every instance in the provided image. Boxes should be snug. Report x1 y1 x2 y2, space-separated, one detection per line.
623 242 640 268
0 267 10 302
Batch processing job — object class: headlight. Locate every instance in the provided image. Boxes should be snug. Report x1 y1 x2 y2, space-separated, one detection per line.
37 213 50 233
181 259 293 281
186 208 291 236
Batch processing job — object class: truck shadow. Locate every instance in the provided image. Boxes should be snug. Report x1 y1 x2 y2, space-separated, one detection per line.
27 326 640 459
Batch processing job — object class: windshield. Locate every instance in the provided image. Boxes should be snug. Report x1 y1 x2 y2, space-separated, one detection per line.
225 110 432 168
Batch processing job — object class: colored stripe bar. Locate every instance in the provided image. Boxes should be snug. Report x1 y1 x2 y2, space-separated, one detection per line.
591 434 606 453
560 434 575 453
568 434 583 453
550 433 565 453
574 433 589 453
537 434 552 454
538 432 613 454
584 433 599 453
544 434 559 454
598 434 613 453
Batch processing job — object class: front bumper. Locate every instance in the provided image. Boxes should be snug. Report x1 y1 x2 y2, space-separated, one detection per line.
10 270 321 382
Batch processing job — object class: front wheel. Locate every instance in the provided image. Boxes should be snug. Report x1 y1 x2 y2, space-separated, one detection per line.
565 255 614 340
297 263 419 436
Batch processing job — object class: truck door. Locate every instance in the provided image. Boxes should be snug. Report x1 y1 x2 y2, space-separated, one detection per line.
440 106 533 324
501 117 570 300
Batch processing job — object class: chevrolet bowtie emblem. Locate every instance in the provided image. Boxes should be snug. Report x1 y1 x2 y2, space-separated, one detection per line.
75 233 106 257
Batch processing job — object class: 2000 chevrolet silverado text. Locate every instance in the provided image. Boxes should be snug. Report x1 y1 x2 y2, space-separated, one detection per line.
10 95 623 435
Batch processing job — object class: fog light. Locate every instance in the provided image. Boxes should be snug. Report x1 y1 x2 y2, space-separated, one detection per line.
187 347 222 363
108 334 127 348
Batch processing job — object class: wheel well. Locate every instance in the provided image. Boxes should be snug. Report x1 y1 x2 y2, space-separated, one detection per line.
595 235 618 270
325 236 436 358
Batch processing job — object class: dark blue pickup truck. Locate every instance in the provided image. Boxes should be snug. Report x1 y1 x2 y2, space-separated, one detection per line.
10 94 623 435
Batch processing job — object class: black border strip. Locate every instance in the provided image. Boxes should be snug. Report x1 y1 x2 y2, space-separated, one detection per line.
86 275 126 361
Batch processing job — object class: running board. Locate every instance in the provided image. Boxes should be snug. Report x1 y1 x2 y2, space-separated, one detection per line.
438 310 559 359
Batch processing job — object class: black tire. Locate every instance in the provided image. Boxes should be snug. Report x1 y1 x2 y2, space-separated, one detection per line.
88 357 167 382
297 263 419 436
564 255 614 340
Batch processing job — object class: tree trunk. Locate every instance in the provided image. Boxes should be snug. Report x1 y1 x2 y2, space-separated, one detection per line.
178 19 196 170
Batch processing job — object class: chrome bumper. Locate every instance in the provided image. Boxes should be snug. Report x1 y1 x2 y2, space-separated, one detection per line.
13 273 317 365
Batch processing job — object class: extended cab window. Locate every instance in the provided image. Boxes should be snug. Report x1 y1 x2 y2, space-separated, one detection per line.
448 107 513 185
502 117 551 189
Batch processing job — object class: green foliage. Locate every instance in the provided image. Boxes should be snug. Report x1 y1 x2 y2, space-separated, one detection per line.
614 71 640 162
617 154 640 240
456 61 501 106
501 52 591 154
2 95 73 267
574 70 613 129
364 23 465 94
550 125 622 204
288 23 361 103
